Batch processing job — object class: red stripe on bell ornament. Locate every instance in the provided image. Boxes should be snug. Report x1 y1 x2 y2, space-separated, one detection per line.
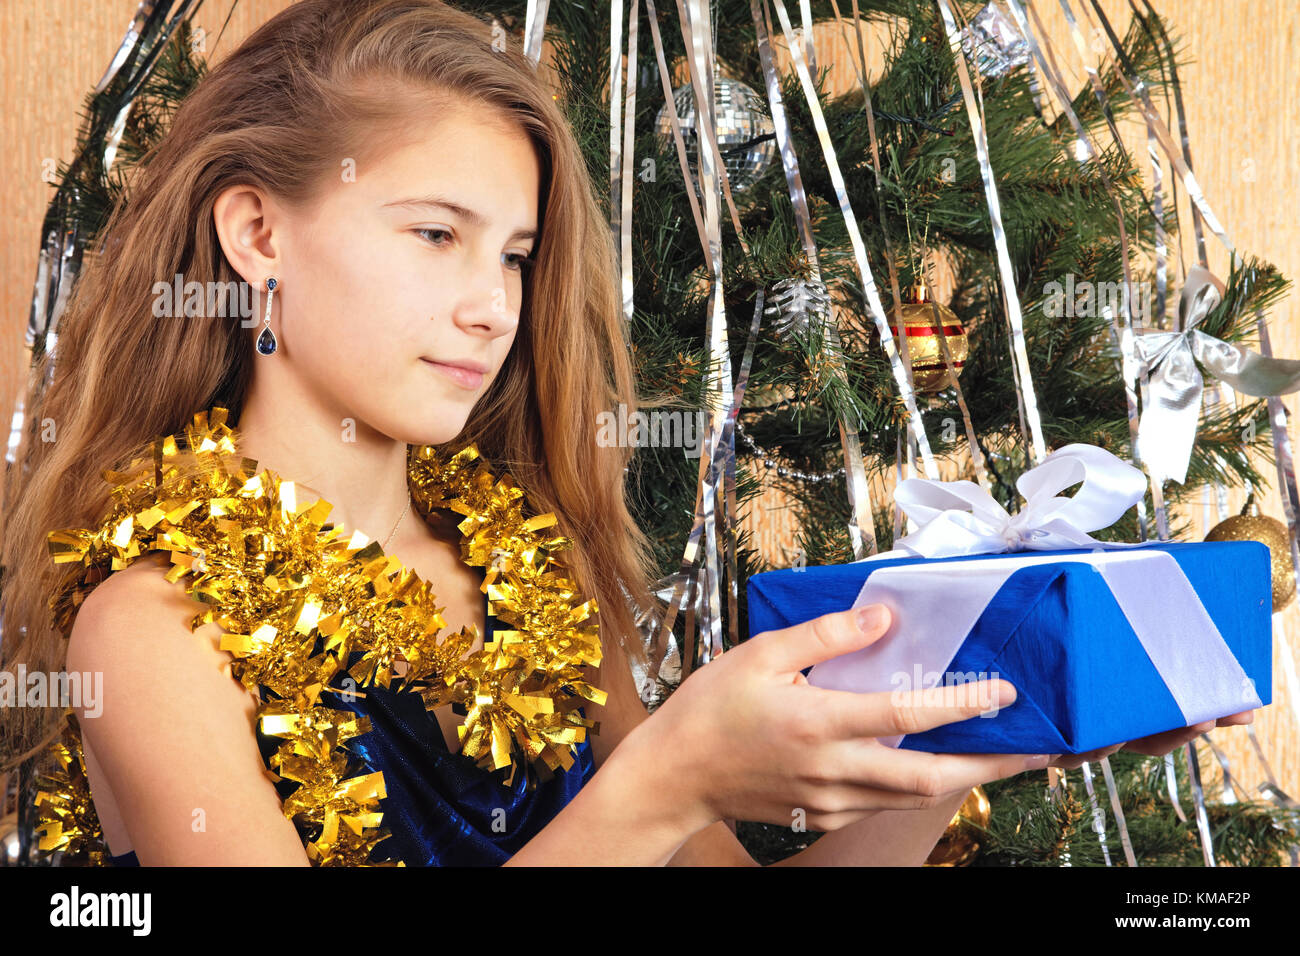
886 283 969 396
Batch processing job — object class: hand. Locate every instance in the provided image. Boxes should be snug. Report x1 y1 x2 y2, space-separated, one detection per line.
625 603 1052 835
1048 710 1257 770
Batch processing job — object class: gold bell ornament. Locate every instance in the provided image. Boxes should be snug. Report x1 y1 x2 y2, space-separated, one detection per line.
886 284 969 395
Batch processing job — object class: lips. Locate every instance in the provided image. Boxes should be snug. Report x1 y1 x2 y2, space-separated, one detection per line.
428 357 489 374
422 358 485 390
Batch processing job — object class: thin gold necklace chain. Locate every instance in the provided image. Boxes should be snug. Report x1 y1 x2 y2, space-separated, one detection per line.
381 486 412 549
294 479 411 549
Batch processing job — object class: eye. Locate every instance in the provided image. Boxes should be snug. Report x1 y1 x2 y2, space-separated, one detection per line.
503 251 535 272
416 228 533 273
415 227 453 247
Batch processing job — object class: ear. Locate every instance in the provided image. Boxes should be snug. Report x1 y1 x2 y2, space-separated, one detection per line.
212 184 282 288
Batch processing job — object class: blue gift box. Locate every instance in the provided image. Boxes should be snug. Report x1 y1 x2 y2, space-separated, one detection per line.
745 540 1273 754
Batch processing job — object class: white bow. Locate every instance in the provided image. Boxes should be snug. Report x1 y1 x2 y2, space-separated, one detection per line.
882 443 1150 559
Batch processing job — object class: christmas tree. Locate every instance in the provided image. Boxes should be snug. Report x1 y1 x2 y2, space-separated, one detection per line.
463 0 1298 866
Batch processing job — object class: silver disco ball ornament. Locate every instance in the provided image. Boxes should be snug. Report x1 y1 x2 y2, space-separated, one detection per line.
959 2 1030 78
654 75 776 196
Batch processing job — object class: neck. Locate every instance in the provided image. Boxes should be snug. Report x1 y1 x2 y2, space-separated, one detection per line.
232 389 416 550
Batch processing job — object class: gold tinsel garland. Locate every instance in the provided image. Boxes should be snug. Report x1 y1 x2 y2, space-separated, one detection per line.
33 406 606 866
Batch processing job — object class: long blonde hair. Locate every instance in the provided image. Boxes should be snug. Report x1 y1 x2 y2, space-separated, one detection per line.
0 0 658 773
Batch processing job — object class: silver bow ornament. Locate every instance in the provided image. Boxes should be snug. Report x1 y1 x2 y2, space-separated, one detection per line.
1123 265 1300 485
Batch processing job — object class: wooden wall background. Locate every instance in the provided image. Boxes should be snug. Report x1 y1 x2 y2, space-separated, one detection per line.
3 1 1297 843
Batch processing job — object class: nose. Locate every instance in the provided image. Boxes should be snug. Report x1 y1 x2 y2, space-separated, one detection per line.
451 252 520 336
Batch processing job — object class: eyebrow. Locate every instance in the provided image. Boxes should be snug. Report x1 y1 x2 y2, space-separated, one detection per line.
383 195 538 242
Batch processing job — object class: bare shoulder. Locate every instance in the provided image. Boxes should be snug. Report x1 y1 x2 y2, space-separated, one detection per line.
70 552 201 650
66 552 310 865
68 553 244 701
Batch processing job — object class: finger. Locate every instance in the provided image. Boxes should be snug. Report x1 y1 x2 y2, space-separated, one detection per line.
1216 710 1255 726
1123 722 1213 756
817 677 1018 740
799 807 885 832
816 739 1048 797
1051 744 1121 770
792 784 975 820
753 605 893 676
1052 754 1087 770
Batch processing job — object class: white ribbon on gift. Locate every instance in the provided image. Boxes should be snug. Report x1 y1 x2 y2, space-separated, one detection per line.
806 444 1263 749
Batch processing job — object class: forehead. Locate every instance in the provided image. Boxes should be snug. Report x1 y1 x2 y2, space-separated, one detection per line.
355 106 541 218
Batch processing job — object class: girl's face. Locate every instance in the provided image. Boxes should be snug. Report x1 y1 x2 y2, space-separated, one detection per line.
259 104 540 446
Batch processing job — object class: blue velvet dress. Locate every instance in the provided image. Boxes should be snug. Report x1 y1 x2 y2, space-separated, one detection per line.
104 580 595 866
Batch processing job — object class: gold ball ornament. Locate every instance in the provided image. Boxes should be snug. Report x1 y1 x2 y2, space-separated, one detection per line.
1204 495 1296 612
923 784 991 866
886 285 969 395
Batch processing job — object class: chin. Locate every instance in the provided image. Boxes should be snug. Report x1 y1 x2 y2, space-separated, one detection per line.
368 377 484 446
397 426 466 448
396 412 473 448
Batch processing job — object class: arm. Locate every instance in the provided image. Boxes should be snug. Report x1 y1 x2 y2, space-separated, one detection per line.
774 714 1265 866
768 790 968 866
574 633 757 865
67 556 311 866
784 713 1261 866
496 631 726 863
575 633 968 866
502 728 711 865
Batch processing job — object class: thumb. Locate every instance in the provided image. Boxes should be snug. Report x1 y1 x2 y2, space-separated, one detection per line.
757 604 892 675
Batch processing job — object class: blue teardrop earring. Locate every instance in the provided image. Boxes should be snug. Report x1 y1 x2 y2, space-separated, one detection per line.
256 277 278 355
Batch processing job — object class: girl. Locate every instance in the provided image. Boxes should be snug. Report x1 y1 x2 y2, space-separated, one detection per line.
0 0 1242 867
